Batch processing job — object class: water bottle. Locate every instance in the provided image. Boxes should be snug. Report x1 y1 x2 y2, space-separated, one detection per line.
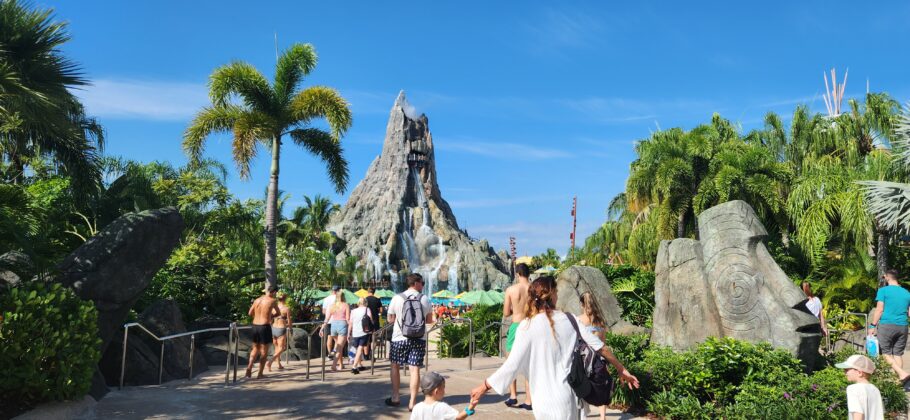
866 334 880 358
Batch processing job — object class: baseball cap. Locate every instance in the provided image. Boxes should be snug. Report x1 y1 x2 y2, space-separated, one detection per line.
420 371 446 393
835 354 876 374
332 284 342 291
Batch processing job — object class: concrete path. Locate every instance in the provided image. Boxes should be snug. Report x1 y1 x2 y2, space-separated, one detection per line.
92 357 642 419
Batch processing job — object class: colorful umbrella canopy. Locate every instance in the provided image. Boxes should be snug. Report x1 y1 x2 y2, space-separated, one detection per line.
375 289 396 298
317 289 358 305
461 292 500 306
298 288 330 299
534 266 557 274
455 292 467 299
354 288 370 298
432 290 456 298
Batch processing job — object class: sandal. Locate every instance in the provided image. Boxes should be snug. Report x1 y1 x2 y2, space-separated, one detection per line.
384 397 401 407
504 398 517 407
517 403 533 411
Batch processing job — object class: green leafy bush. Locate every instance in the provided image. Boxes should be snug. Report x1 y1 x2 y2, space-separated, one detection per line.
601 264 654 327
439 304 503 358
0 282 101 414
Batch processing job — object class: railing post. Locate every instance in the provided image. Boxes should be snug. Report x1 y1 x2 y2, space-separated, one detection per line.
321 330 326 382
286 326 292 365
370 331 376 375
233 323 239 383
189 334 196 380
306 328 312 380
225 326 232 385
468 319 473 371
159 343 165 385
119 326 129 389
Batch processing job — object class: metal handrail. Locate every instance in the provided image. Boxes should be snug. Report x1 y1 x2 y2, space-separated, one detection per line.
425 318 474 371
370 323 396 375
824 311 869 354
119 322 230 389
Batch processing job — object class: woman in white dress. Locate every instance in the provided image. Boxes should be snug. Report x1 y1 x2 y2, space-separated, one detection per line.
469 276 639 420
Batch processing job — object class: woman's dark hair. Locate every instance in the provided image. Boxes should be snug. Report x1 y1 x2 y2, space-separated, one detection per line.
801 281 814 299
525 276 557 339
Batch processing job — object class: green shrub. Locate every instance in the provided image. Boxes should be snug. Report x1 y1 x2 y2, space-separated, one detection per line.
0 282 101 413
647 391 717 419
439 304 503 357
601 264 655 327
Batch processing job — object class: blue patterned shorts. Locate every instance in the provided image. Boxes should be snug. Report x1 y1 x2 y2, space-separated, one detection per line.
389 339 426 367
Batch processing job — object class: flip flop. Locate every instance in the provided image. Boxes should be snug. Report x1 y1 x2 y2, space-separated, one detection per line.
517 403 532 411
504 398 517 407
384 397 401 407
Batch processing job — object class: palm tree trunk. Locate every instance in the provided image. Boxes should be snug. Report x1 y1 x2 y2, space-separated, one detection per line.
263 136 281 289
876 224 889 281
676 211 686 238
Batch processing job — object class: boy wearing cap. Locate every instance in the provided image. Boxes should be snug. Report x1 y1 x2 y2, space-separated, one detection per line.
836 355 884 420
410 372 476 420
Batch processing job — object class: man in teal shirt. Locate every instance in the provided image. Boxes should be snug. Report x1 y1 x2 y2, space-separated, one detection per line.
870 269 910 389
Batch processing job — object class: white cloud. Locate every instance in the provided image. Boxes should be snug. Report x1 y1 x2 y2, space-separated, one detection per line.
526 8 606 51
436 137 573 160
75 78 208 121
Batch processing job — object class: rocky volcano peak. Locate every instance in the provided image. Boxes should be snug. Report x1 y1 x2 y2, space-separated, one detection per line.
328 92 509 293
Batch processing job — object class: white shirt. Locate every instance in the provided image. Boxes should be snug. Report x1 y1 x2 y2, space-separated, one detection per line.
409 400 459 420
806 296 822 318
350 306 372 338
387 288 431 342
321 294 336 314
847 383 884 420
486 311 605 420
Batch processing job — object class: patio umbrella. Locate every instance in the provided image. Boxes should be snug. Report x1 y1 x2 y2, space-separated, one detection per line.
454 292 467 299
432 290 456 298
534 266 557 274
514 256 534 265
318 289 358 305
375 289 396 298
354 288 370 298
298 288 330 299
461 292 499 306
486 290 505 304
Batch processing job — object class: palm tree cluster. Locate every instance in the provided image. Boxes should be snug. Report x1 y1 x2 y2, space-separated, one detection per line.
577 93 906 313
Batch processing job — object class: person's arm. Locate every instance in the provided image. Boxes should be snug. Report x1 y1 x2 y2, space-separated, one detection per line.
502 289 513 318
870 301 884 335
819 303 828 336
423 295 434 325
851 412 864 420
576 314 640 389
248 298 258 317
474 319 532 399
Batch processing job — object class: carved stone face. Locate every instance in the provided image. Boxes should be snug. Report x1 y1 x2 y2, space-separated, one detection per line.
652 200 822 366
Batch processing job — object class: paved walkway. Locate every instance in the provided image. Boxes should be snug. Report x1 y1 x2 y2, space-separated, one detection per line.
92 357 642 419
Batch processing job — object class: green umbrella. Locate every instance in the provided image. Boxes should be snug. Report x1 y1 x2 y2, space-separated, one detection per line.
375 289 396 298
461 292 499 306
317 289 358 305
486 290 505 304
432 290 457 298
298 288 330 299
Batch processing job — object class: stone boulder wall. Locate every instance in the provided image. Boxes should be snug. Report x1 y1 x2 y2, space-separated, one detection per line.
54 207 184 396
651 200 822 366
555 266 648 336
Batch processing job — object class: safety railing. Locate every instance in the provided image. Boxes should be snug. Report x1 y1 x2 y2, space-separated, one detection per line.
424 318 474 372
823 311 870 354
119 322 228 389
370 323 395 376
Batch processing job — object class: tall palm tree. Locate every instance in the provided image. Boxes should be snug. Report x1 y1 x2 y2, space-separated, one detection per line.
0 0 104 192
184 43 352 289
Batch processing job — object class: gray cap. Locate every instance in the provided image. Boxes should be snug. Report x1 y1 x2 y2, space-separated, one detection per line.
420 371 446 393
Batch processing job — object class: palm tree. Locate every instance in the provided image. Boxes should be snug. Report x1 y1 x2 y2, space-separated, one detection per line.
0 0 104 192
183 43 352 289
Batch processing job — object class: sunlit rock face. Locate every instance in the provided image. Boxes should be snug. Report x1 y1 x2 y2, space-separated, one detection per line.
328 92 509 293
652 200 822 366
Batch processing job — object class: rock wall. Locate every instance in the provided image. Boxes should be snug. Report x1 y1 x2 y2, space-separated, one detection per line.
328 92 509 292
651 200 822 365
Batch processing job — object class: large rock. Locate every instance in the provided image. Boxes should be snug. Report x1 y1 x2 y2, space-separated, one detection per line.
0 250 33 289
53 207 184 395
651 200 822 365
555 266 648 335
328 92 510 293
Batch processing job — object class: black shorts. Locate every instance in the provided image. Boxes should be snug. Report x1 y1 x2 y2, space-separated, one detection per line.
252 324 272 344
351 335 370 348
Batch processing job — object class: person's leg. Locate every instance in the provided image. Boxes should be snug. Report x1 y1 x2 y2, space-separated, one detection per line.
600 404 606 420
504 323 518 405
523 379 532 406
335 335 347 369
880 325 909 379
257 343 268 378
390 361 401 402
352 343 364 370
408 365 420 410
246 342 259 377
272 334 286 369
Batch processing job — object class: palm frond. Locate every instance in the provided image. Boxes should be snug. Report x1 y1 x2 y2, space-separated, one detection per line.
273 43 317 102
209 61 274 111
288 128 348 193
183 105 242 161
290 86 352 138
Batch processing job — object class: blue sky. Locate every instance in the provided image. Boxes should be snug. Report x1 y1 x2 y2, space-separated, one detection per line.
50 1 910 255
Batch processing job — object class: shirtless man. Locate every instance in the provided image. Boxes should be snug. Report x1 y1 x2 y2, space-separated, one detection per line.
246 286 280 379
502 263 532 410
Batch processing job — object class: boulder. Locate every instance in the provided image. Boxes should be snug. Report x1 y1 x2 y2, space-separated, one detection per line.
328 92 510 293
555 266 648 336
54 207 184 397
651 200 823 366
0 250 33 289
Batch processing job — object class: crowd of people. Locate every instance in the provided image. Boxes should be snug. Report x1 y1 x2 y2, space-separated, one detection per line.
240 265 910 420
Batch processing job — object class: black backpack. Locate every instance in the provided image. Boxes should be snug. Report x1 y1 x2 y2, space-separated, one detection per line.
565 314 614 406
361 308 373 334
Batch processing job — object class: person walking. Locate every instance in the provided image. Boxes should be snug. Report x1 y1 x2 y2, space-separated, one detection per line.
322 285 340 357
268 291 292 371
578 292 608 420
363 287 383 360
801 282 828 336
246 286 279 379
870 269 910 389
321 287 350 371
836 354 884 420
385 273 433 411
349 296 373 374
469 276 639 419
502 263 532 410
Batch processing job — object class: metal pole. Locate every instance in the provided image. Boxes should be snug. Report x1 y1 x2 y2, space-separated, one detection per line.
321 331 326 382
225 326 232 385
424 329 429 372
119 326 129 389
158 343 164 385
370 331 376 375
468 319 473 371
189 334 196 380
286 326 291 365
233 323 239 383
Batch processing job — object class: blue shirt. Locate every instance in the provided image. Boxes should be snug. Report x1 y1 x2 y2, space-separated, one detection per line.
875 285 910 326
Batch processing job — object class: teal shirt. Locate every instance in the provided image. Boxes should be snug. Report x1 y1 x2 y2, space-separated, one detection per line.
876 285 910 326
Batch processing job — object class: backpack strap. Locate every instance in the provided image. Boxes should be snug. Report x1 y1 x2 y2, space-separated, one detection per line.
565 313 583 343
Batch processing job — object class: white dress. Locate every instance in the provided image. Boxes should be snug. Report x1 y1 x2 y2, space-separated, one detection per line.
486 311 605 420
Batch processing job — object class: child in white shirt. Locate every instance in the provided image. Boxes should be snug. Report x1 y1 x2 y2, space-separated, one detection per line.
410 371 476 420
836 354 884 420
